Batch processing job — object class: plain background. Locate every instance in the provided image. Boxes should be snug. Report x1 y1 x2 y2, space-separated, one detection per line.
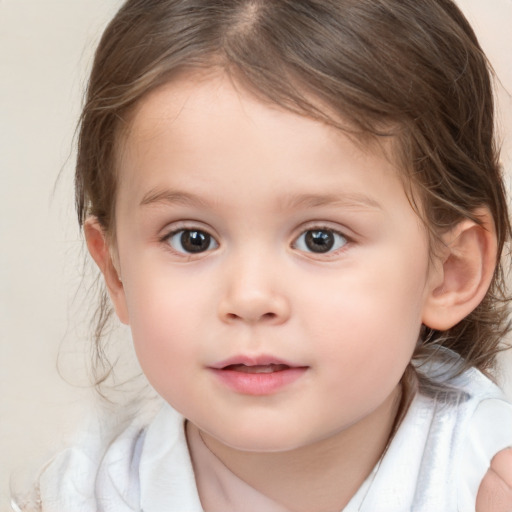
1 1 511 509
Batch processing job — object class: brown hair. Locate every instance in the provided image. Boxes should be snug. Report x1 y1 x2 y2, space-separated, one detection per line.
76 0 510 389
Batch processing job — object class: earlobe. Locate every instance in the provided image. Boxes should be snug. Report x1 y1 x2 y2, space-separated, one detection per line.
422 210 497 331
84 218 130 325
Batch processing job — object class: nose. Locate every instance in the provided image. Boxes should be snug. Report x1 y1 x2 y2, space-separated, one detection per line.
217 253 291 325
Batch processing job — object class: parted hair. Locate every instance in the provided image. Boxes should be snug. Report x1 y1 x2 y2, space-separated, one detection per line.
76 0 510 390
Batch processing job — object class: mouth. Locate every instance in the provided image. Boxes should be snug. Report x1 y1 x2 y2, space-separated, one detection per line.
211 354 301 370
222 363 291 374
209 356 308 395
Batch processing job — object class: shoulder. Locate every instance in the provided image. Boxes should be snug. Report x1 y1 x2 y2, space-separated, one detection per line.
416 350 512 509
37 420 147 512
26 399 178 512
356 352 512 511
453 368 512 510
24 401 205 512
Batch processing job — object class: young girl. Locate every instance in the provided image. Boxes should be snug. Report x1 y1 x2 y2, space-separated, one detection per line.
14 0 512 510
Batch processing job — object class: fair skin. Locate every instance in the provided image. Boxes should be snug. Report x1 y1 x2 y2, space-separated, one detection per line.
477 448 512 512
86 72 511 511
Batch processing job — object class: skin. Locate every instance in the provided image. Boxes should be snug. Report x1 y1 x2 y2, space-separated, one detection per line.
85 72 510 511
477 449 512 512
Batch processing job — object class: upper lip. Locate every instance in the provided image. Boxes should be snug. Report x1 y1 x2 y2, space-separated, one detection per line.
210 355 304 370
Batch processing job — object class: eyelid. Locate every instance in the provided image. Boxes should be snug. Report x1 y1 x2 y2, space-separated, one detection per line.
159 220 216 239
292 221 352 240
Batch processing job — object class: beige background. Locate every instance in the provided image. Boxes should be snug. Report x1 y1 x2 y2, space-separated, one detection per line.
1 1 511 509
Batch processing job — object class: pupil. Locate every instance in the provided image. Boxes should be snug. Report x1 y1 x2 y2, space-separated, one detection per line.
305 230 334 253
181 230 210 253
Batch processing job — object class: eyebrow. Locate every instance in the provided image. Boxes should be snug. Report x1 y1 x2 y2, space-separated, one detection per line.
139 188 382 212
280 192 382 212
140 188 212 208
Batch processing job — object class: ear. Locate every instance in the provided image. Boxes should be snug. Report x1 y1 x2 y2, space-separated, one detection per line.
422 209 497 331
84 218 130 325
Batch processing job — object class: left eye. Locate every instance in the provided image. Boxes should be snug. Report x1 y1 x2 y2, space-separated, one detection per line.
166 229 219 254
293 229 347 254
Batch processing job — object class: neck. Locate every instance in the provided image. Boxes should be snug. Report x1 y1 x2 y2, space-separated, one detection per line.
193 384 402 512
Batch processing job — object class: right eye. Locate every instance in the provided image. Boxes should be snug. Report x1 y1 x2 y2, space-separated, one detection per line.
166 229 219 254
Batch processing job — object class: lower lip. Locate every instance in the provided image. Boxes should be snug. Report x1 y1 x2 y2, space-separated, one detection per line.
210 367 307 395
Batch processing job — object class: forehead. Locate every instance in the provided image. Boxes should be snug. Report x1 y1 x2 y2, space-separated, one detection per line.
122 71 357 161
115 71 409 215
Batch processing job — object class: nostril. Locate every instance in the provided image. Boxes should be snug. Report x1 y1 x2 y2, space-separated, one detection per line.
224 311 278 322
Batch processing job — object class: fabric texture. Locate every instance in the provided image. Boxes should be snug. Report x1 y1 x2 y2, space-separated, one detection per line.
19 355 512 512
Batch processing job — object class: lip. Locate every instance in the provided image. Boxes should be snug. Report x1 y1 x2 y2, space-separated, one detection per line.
210 354 299 369
209 354 308 396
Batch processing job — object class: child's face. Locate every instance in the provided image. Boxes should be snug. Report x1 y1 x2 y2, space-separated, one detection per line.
110 73 440 452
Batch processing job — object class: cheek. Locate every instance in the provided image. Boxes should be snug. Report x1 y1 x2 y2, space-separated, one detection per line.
122 269 211 383
299 259 427 379
302 263 426 338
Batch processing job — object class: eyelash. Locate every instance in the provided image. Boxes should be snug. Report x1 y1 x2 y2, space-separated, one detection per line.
160 225 350 257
